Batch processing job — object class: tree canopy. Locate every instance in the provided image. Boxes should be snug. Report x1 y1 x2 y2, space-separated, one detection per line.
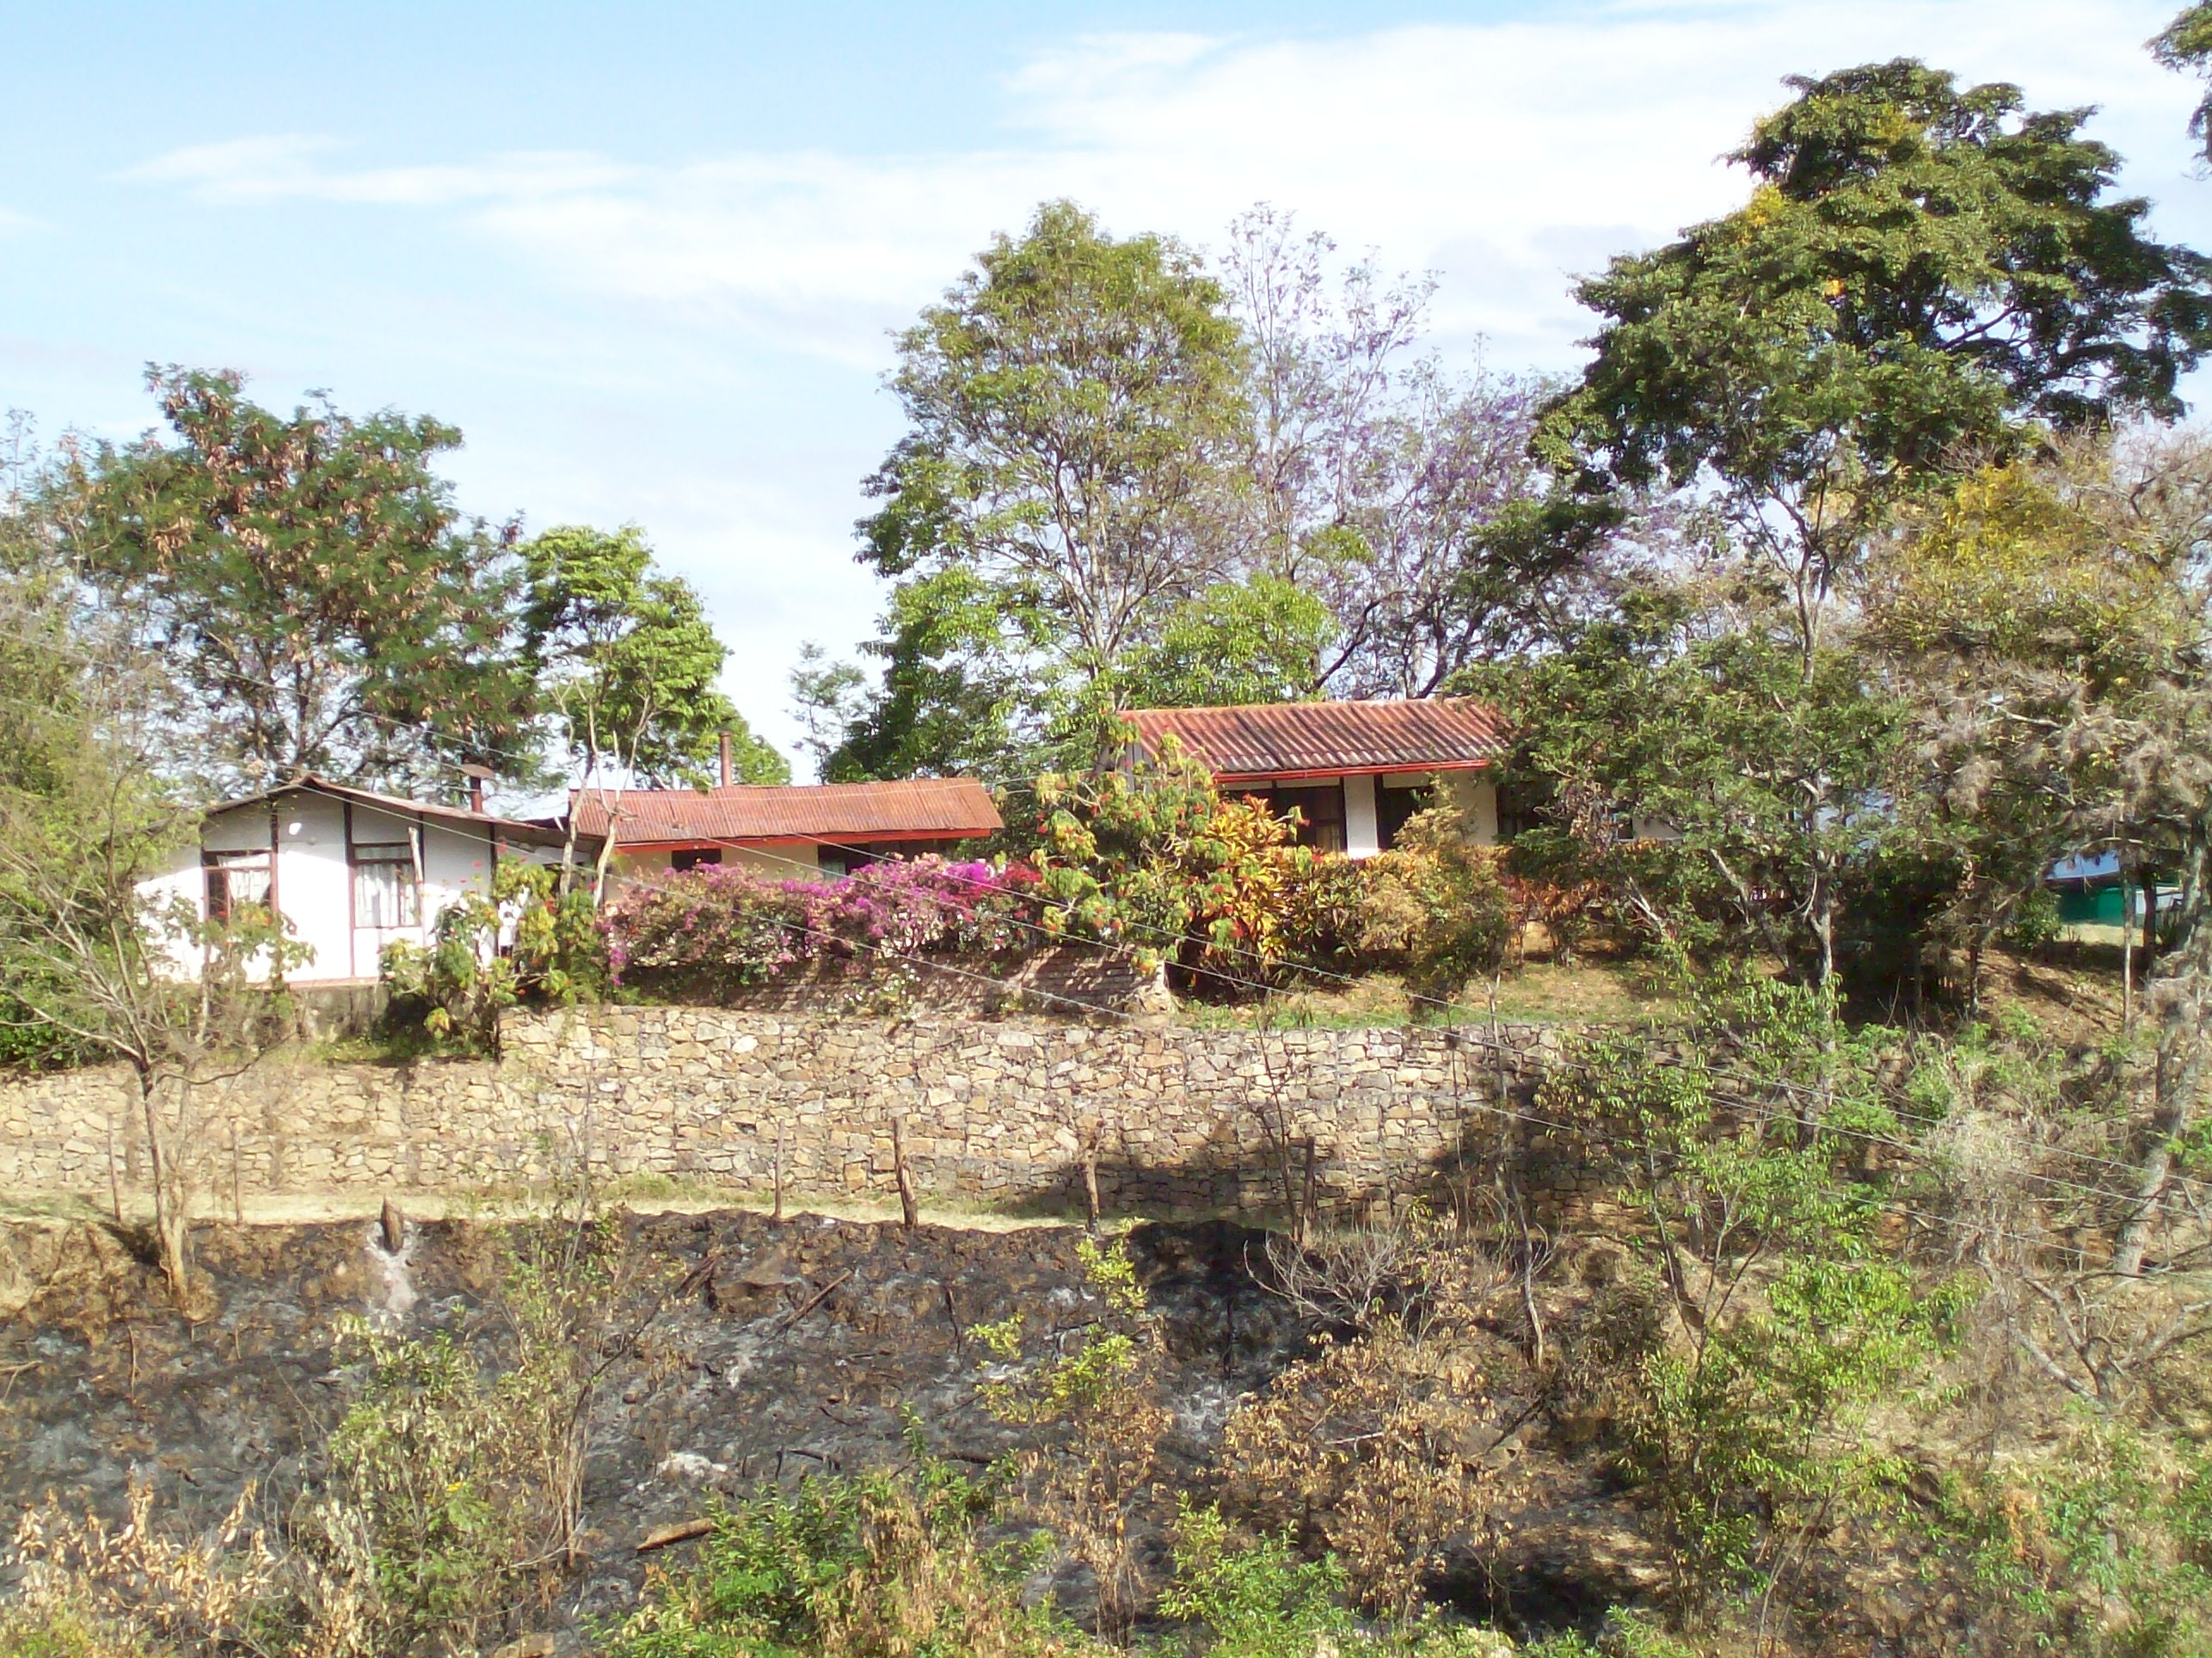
845 200 1253 771
1552 59 2212 660
60 368 540 797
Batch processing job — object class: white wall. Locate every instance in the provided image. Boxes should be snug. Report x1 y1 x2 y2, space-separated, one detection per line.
1343 775 1381 858
275 790 352 981
1447 774 1499 845
139 789 516 986
140 845 208 979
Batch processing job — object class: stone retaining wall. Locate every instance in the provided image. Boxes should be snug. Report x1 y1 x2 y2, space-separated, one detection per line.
0 1007 1608 1220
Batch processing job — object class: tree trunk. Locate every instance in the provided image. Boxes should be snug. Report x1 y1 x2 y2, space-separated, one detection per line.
592 796 624 906
2114 832 2209 1277
136 1065 192 1304
2123 850 2137 1033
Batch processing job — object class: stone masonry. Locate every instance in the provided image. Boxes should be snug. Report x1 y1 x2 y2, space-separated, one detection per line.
0 1007 1604 1221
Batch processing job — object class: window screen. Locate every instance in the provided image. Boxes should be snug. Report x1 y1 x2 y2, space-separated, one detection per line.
353 844 420 929
203 850 271 923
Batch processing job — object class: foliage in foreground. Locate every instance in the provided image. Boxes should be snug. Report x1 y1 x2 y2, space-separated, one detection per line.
379 859 609 1050
5 1220 637 1658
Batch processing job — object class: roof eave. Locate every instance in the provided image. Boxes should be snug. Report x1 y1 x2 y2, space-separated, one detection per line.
1213 758 1494 784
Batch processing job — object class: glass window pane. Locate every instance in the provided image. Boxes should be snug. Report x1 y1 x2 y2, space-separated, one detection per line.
353 847 419 929
204 851 270 922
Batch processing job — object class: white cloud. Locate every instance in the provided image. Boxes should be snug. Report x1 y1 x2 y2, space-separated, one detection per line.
123 133 631 208
121 0 2206 371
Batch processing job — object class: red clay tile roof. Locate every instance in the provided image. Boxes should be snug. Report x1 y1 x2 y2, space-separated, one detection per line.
570 777 1003 848
1127 698 1507 781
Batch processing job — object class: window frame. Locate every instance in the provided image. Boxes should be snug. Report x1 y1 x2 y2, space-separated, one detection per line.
202 848 272 924
1244 782 1349 854
350 840 422 930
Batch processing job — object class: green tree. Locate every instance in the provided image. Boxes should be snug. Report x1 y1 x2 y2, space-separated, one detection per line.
849 200 1252 773
519 523 783 894
808 567 1034 783
1111 574 1335 709
1552 971 1957 1627
2154 3 2212 163
1553 60 2212 669
1471 596 1901 986
59 367 539 795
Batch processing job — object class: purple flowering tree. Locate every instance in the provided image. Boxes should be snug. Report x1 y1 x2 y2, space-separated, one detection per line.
1217 206 1632 700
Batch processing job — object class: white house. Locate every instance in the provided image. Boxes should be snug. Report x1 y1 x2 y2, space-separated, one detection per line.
139 777 575 985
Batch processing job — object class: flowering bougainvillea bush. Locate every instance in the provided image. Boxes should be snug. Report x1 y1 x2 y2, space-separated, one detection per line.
603 855 1041 1002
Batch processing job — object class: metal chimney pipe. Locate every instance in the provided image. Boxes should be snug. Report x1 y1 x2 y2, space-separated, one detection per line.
719 731 734 788
459 764 494 814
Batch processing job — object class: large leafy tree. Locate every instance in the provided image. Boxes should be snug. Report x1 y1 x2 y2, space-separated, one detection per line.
2155 3 2212 162
847 200 1252 771
59 368 540 795
1554 59 2212 667
1110 575 1335 710
519 523 783 892
1472 597 1901 986
802 568 1035 783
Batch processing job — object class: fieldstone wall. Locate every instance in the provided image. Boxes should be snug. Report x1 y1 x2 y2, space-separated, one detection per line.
0 1007 1606 1221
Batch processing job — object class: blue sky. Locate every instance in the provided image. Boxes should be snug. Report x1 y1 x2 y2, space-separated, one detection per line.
4 1 2208 779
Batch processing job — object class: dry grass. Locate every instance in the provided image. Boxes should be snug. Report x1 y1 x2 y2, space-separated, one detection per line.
1179 955 1674 1030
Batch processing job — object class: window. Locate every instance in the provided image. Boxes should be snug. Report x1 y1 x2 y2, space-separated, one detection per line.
671 847 722 873
352 843 420 929
1247 783 1347 853
1377 779 1433 850
203 850 271 924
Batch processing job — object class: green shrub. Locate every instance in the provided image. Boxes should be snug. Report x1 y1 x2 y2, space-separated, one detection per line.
1926 1421 2212 1657
1029 744 1310 981
0 1604 160 1658
604 1458 1082 1658
0 987 89 1072
1271 802 1518 1003
380 861 606 1050
1347 806 1515 1004
310 1221 625 1655
1999 886 2065 953
1159 1502 1359 1658
1546 968 1962 1622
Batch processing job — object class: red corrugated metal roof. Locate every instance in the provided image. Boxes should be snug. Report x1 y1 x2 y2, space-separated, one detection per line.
571 777 1003 846
1127 698 1507 780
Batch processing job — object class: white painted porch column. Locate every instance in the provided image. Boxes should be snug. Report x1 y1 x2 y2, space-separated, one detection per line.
1344 773 1381 858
